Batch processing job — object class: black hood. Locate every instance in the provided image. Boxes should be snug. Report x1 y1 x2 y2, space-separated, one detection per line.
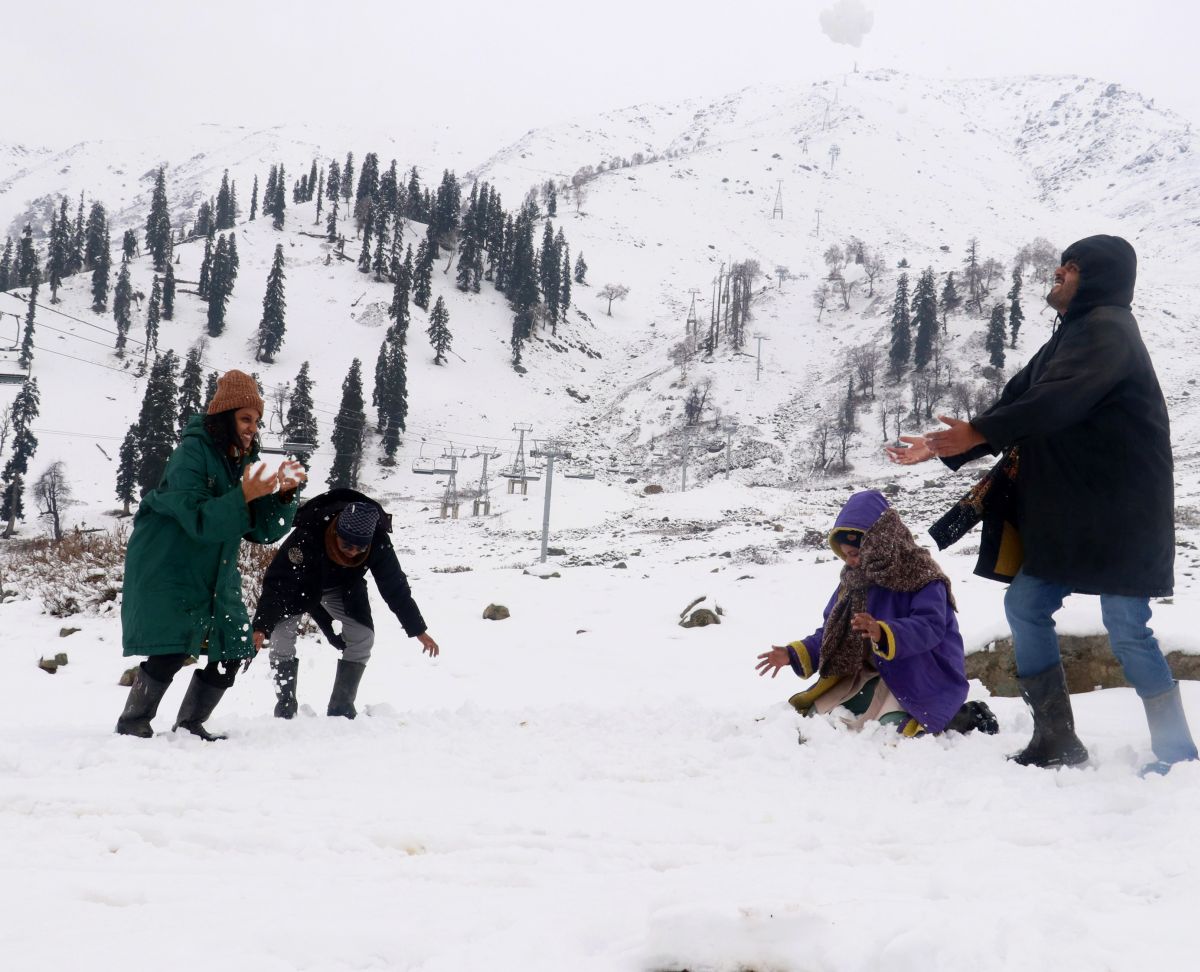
1059 234 1137 322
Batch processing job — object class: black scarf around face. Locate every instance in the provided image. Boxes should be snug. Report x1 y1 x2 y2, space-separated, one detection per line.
819 508 956 678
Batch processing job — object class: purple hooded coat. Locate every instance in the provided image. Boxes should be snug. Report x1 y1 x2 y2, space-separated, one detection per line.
790 491 969 733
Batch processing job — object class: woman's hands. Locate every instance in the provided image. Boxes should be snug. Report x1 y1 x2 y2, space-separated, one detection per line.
242 460 307 503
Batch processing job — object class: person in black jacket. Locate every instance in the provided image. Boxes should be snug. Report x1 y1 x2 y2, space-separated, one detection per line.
252 489 439 718
887 235 1195 774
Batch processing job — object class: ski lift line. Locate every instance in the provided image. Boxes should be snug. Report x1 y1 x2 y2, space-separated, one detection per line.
2 291 152 352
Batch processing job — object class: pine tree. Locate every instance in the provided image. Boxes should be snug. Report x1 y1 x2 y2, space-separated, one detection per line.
888 272 911 377
205 371 219 404
198 238 213 299
326 158 341 206
264 166 277 211
122 229 138 263
284 361 318 468
227 231 240 287
206 234 232 337
939 271 961 330
379 160 399 215
116 426 139 515
372 208 391 280
962 238 983 314
327 358 365 489
256 244 287 362
162 262 175 320
83 203 108 271
357 206 374 273
308 160 319 201
356 152 379 207
427 296 451 364
134 352 180 496
143 275 162 366
911 268 939 370
68 192 85 274
0 238 13 291
539 222 560 329
341 153 355 211
249 175 259 221
19 272 38 369
1 378 40 534
145 166 173 270
177 345 205 435
405 166 421 220
315 170 324 224
1008 264 1024 348
46 200 70 302
91 232 111 312
272 164 287 230
113 261 133 355
413 239 433 310
986 303 1007 368
574 251 588 284
559 244 572 319
194 200 215 239
389 252 412 330
326 196 339 241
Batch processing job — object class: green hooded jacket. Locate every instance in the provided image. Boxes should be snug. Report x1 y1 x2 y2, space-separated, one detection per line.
121 414 298 661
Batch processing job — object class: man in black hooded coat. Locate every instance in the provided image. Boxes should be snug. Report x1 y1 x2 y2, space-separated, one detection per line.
887 235 1196 774
252 488 439 718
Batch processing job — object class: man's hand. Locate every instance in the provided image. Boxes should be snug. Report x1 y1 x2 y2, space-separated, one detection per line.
850 612 882 644
885 435 934 465
253 630 266 652
276 460 307 493
925 415 987 458
241 462 276 503
755 646 791 678
417 633 440 658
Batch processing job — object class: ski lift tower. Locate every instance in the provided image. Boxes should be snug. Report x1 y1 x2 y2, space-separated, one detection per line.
439 446 468 519
507 422 533 495
529 438 572 563
471 445 501 516
686 289 700 348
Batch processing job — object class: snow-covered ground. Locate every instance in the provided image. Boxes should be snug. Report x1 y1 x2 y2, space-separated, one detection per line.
3 70 1200 970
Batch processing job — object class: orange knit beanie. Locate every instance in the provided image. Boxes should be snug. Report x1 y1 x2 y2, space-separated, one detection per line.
207 370 265 417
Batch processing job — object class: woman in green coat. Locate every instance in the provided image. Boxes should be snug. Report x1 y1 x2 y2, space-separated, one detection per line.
116 370 306 741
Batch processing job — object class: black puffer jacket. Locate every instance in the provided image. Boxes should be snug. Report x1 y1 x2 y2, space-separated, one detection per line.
253 488 427 643
943 235 1174 597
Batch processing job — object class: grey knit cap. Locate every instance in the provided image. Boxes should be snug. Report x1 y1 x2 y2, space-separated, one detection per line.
336 503 378 547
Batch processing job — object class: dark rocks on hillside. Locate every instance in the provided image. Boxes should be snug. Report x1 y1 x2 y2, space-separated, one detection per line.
483 604 511 621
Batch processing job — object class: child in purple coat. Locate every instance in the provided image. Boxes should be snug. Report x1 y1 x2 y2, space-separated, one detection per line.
756 490 997 736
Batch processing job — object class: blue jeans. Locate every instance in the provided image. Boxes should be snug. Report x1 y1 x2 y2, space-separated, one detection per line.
1003 570 1176 699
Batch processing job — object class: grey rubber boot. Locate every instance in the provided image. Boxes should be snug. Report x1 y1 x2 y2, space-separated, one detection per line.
272 657 299 719
1140 682 1198 776
327 660 366 719
1009 664 1089 767
172 670 229 741
115 664 172 737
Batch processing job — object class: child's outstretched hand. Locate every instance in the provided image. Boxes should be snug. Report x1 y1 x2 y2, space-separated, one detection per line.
851 612 882 643
755 646 791 678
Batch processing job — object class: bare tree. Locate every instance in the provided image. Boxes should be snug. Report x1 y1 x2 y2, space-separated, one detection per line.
828 144 841 173
599 283 630 316
862 251 886 297
846 343 880 399
980 257 1005 295
33 461 72 542
811 418 832 471
823 244 844 274
880 392 906 441
270 381 290 434
949 381 974 420
812 284 832 322
774 265 790 289
831 271 856 310
683 377 714 425
0 404 10 459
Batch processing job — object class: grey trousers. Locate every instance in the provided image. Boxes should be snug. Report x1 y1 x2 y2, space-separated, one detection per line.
267 590 374 665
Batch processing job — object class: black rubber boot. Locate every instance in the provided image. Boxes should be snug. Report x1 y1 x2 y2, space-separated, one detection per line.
272 657 299 719
944 699 1000 735
115 664 172 737
1140 682 1198 776
172 670 229 741
1009 664 1089 767
327 660 366 719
